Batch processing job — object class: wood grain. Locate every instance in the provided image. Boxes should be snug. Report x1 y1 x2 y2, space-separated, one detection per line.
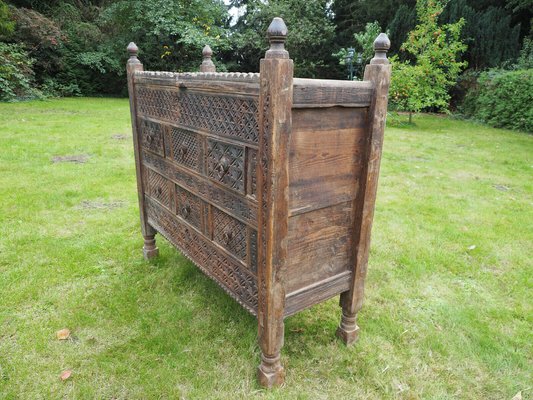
289 107 367 215
285 201 354 294
293 78 373 108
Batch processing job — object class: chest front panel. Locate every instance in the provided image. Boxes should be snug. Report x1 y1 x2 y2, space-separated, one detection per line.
135 82 260 314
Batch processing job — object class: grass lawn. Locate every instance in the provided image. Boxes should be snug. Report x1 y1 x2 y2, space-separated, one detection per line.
0 98 531 399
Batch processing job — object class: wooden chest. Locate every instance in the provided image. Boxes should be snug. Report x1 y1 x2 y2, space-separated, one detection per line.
126 18 391 387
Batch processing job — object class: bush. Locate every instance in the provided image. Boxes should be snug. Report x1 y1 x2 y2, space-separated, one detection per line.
0 42 42 101
462 69 533 132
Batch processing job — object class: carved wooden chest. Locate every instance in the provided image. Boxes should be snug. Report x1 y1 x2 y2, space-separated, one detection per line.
126 17 391 387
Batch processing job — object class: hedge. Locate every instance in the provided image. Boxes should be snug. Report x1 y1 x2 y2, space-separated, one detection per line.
462 69 533 133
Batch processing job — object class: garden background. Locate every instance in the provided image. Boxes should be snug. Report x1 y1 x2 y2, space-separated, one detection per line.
0 0 532 398
1 0 532 130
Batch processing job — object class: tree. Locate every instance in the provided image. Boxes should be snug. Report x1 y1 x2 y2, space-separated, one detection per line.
228 0 337 78
388 4 417 56
332 0 415 48
441 0 521 69
389 0 467 122
334 21 386 80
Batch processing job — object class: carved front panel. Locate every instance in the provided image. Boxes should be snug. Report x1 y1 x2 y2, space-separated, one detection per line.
175 185 204 232
135 86 259 144
212 207 247 262
146 168 170 209
207 139 245 193
143 151 258 227
169 126 202 172
136 87 179 121
145 197 258 313
139 118 164 157
248 148 257 198
249 229 258 273
178 92 259 143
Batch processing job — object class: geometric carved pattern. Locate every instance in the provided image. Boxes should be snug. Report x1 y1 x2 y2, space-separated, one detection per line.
212 207 247 262
142 151 258 227
248 148 257 198
139 118 164 157
249 229 258 273
145 197 258 313
170 127 201 172
136 86 259 144
136 87 180 122
176 185 203 232
207 139 245 193
147 168 170 208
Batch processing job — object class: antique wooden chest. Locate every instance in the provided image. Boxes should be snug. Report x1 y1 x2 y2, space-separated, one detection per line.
126 17 391 387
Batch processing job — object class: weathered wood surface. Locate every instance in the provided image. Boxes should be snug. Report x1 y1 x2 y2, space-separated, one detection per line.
338 32 392 346
288 107 367 216
293 78 373 108
126 19 391 388
256 17 293 388
126 42 159 259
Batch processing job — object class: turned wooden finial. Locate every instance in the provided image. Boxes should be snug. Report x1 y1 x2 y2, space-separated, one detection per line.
370 33 390 65
266 17 289 59
200 44 216 72
127 42 141 65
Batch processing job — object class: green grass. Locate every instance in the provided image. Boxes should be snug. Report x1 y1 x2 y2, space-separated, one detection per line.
0 98 531 399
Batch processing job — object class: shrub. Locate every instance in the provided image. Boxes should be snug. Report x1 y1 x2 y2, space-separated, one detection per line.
0 42 42 101
462 69 533 132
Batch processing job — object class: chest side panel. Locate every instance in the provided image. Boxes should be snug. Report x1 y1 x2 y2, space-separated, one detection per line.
285 106 370 315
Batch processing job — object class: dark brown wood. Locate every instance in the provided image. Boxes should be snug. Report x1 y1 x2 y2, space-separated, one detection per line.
127 42 159 260
338 33 392 345
256 17 293 388
289 107 367 215
292 78 373 108
200 45 216 72
125 22 391 388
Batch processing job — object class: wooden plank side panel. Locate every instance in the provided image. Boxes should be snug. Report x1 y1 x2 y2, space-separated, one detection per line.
284 201 354 294
293 79 374 108
289 107 368 216
284 271 352 317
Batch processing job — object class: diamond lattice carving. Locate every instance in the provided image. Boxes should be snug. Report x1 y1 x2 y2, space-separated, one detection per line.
206 140 245 193
147 169 170 208
175 185 203 232
170 127 201 172
212 207 247 262
136 86 259 143
140 118 164 156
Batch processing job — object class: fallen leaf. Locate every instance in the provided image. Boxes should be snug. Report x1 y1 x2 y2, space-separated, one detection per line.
511 391 522 400
60 370 72 381
56 328 71 340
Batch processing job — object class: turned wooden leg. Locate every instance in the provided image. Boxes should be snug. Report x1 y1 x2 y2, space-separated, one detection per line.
258 352 285 388
336 292 361 346
257 291 285 387
142 233 159 260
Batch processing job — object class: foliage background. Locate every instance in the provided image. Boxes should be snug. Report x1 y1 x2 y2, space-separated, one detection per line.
0 0 532 130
